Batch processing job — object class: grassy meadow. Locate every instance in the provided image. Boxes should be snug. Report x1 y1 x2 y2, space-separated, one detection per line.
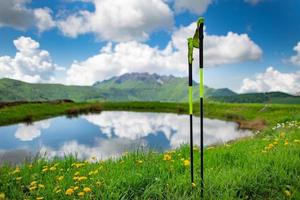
0 101 299 199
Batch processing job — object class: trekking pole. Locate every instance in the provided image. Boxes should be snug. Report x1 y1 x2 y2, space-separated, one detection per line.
187 38 194 185
197 17 204 198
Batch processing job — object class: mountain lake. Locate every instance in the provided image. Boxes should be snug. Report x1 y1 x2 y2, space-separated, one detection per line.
0 111 252 165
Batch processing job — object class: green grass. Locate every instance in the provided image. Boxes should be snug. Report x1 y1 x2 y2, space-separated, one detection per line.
0 101 299 199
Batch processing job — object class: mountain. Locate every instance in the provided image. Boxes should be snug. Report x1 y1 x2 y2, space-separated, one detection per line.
0 73 299 104
93 72 236 101
211 91 300 104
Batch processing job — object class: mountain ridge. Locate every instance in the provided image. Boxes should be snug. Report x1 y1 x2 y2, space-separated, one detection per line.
0 73 299 104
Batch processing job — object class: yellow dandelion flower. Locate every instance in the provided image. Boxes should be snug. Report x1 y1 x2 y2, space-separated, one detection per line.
74 186 79 191
50 166 56 171
268 144 274 148
78 192 85 197
57 176 64 181
38 184 45 189
183 160 190 167
83 187 91 193
55 189 61 194
163 154 172 161
273 141 278 145
30 181 37 186
12 168 20 174
284 140 289 145
294 139 300 144
78 176 87 181
284 190 291 197
36 197 44 200
29 186 37 191
65 188 74 196
191 182 196 188
16 177 22 181
137 160 143 164
0 193 5 200
73 176 79 181
96 181 101 186
42 168 48 173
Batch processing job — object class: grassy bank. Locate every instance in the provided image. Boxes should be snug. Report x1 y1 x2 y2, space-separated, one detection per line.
0 101 299 199
0 101 299 127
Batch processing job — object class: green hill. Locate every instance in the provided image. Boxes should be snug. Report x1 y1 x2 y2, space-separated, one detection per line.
0 78 104 102
0 73 299 104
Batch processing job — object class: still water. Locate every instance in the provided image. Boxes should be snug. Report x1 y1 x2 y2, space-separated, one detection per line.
0 111 252 164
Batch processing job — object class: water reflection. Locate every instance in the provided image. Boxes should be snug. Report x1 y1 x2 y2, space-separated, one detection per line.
0 111 252 164
15 120 50 141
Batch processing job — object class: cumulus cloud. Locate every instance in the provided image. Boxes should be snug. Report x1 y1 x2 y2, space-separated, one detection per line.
240 66 300 94
34 8 56 32
65 22 262 85
0 36 62 83
57 0 174 41
174 0 213 14
0 0 33 29
289 42 300 67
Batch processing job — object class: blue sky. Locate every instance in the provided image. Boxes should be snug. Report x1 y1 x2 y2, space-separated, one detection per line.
0 0 299 94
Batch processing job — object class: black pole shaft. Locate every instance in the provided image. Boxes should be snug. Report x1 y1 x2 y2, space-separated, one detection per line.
189 62 194 184
199 22 204 198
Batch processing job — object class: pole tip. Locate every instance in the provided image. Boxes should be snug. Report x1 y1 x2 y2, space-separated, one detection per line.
197 17 204 27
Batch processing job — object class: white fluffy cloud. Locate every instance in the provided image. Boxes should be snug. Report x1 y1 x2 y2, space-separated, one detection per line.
57 0 174 41
0 0 56 32
0 0 33 29
174 0 213 14
65 22 262 85
15 120 50 141
34 8 56 32
240 66 300 94
0 36 62 83
289 42 300 67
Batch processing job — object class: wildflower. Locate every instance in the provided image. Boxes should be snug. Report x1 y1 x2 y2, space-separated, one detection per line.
12 167 20 174
65 188 74 196
83 187 91 193
284 140 289 145
30 186 37 191
78 176 87 181
294 139 300 144
183 160 190 167
57 176 64 181
42 168 48 173
284 190 291 197
74 186 79 191
36 197 44 200
56 189 62 193
163 154 172 161
0 193 5 200
16 177 22 181
78 192 85 197
136 160 143 164
192 182 196 188
30 181 37 186
38 184 45 189
273 141 278 145
50 166 56 171
96 181 101 186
